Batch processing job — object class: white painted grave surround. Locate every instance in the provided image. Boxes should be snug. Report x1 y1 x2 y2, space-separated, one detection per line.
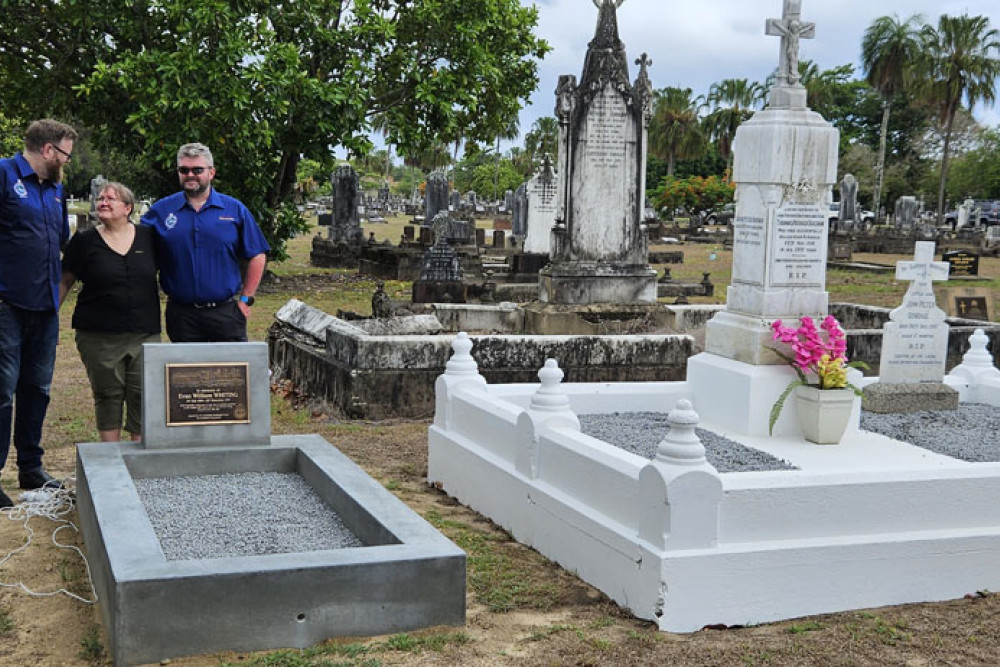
705 0 838 366
523 158 557 254
879 242 950 383
430 333 1000 632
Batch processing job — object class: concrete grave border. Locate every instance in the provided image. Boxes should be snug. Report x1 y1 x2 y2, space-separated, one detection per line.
78 435 466 666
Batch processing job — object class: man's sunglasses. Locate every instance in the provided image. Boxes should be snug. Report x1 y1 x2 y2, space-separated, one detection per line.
177 166 208 175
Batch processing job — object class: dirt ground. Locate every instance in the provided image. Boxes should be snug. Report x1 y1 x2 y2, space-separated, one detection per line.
2 245 1000 666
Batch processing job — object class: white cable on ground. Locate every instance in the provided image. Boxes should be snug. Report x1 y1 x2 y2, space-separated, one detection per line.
0 478 98 605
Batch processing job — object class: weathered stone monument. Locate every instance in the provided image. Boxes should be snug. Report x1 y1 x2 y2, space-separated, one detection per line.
838 173 858 229
413 236 466 304
77 343 465 665
425 170 449 225
511 183 528 238
688 0 843 435
894 195 918 231
310 165 364 267
537 0 657 305
510 155 558 282
863 241 959 412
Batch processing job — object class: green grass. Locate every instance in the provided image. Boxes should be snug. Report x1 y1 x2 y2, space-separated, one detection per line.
220 631 469 667
0 607 14 635
78 625 105 663
424 508 563 612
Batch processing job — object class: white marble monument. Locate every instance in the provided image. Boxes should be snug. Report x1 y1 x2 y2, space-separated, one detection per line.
689 0 845 435
523 155 558 254
878 242 950 384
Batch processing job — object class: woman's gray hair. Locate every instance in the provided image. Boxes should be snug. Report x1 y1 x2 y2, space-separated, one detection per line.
100 182 136 213
177 142 214 167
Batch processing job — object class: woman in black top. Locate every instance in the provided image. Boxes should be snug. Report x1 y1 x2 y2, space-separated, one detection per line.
60 182 160 441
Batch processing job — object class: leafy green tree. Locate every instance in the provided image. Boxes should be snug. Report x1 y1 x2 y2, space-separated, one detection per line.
703 78 765 173
0 112 22 156
914 14 1000 221
652 175 734 220
0 0 548 259
862 14 924 221
945 127 1000 199
648 87 705 177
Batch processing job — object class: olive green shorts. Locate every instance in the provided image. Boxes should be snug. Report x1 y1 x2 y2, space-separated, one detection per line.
75 330 161 434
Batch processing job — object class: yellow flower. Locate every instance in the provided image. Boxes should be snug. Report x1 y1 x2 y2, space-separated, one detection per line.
817 355 847 389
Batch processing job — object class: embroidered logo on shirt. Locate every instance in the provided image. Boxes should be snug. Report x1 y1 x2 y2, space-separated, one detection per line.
165 213 178 229
13 180 27 198
219 216 236 221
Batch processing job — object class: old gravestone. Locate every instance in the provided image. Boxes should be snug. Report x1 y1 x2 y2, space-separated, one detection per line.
702 0 836 366
947 286 993 322
689 0 847 437
863 241 959 412
425 170 449 225
326 165 363 244
894 196 918 231
838 173 858 230
412 235 465 303
511 183 528 237
538 0 657 304
523 154 558 255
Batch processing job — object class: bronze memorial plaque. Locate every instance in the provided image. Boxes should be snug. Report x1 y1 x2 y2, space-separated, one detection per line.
166 362 251 426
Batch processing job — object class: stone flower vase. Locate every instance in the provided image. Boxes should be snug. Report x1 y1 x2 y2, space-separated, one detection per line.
794 385 854 444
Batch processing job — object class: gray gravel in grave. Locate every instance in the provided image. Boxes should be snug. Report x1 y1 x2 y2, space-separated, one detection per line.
579 412 798 473
860 403 1000 463
133 471 364 561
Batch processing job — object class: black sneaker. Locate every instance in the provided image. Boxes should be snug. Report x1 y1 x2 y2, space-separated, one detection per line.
18 468 62 490
0 488 12 509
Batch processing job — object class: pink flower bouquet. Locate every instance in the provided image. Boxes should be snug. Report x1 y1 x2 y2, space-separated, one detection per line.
768 315 868 435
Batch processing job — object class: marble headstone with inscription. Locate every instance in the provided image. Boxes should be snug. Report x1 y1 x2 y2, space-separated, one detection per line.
523 154 558 254
894 196 918 231
704 0 838 365
539 0 657 304
878 242 950 384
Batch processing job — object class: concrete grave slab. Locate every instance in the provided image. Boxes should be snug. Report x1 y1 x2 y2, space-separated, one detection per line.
77 435 466 667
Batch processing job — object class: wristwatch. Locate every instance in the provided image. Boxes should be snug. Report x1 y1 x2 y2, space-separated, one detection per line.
239 295 255 306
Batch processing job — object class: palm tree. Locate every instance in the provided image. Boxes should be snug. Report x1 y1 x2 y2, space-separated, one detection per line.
523 116 558 167
861 14 924 220
914 14 1000 223
648 87 705 177
702 78 765 173
493 115 520 200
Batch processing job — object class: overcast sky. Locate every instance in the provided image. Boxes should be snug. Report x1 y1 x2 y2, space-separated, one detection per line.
515 0 1000 139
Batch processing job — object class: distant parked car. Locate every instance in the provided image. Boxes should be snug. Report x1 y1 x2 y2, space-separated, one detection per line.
828 202 875 225
703 203 735 225
944 200 1000 227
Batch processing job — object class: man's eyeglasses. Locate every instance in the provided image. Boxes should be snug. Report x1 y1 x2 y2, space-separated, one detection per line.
177 166 208 175
96 196 122 203
50 144 72 162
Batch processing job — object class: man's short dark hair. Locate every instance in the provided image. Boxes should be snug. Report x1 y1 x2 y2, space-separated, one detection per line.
24 119 78 153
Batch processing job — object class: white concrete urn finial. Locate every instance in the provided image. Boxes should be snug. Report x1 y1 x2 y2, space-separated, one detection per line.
655 399 707 465
530 358 572 413
445 332 479 376
963 328 995 369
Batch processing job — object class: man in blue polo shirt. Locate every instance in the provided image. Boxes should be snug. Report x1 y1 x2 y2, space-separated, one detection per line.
141 143 270 342
0 118 78 507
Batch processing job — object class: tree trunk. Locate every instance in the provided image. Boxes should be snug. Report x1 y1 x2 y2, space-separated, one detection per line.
667 151 676 177
873 100 890 221
936 106 956 225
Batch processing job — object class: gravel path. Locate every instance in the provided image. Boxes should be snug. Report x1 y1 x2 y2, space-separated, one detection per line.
134 472 364 560
579 412 797 473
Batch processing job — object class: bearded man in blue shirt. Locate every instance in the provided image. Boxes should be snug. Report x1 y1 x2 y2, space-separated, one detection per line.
0 118 78 507
141 143 270 343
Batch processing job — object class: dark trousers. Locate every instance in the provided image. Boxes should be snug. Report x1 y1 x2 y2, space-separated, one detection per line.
165 300 247 343
0 301 58 473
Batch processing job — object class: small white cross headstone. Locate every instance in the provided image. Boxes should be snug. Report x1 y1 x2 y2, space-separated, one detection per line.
879 241 951 384
765 0 815 87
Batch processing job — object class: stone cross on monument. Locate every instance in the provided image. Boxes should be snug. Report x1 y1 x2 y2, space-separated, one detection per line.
766 0 814 86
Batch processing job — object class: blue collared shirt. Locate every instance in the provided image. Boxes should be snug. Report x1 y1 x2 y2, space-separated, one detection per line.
0 154 69 311
140 188 270 304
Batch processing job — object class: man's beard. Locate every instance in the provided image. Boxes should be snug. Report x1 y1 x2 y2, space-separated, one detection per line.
184 180 209 197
